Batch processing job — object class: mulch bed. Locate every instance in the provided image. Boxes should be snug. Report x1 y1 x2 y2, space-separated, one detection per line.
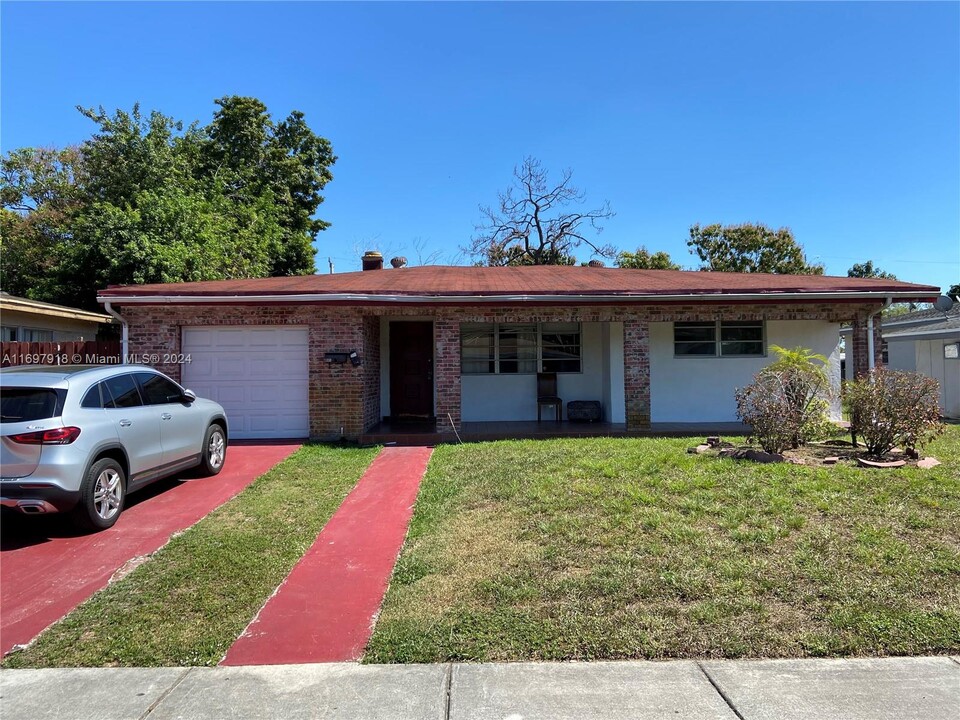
689 438 939 468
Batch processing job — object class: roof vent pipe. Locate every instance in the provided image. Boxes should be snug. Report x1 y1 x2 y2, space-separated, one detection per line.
390 256 407 269
361 251 383 271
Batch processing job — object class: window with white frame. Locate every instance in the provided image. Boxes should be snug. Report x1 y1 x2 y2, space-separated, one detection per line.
674 320 765 357
461 322 582 374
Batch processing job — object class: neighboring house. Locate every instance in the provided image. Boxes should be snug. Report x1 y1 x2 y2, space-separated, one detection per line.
98 254 938 440
842 304 960 419
0 292 114 343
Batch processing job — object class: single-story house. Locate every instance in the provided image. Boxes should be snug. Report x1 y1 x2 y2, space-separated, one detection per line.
98 253 939 440
1 292 114 343
842 304 960 419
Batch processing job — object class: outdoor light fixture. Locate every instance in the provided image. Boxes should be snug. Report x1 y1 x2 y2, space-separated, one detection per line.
323 350 363 366
324 352 350 364
945 342 959 360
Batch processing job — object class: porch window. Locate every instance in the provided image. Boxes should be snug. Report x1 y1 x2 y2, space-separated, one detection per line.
541 322 582 373
674 321 765 357
498 324 538 374
461 324 496 374
461 322 582 374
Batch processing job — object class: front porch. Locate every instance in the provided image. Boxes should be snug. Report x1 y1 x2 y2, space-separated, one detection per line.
359 420 751 446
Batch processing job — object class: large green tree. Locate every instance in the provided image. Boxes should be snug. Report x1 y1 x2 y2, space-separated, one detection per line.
687 222 824 275
0 97 335 309
1 147 83 300
468 157 615 266
847 260 896 279
615 246 680 270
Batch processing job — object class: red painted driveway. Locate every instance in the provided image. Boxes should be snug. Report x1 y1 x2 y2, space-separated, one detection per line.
221 446 432 666
0 442 300 656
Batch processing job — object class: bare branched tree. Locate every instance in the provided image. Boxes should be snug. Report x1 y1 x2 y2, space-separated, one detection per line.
468 157 615 266
411 237 445 266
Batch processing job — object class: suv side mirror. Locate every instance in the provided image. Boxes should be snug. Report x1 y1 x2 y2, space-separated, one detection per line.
182 389 197 403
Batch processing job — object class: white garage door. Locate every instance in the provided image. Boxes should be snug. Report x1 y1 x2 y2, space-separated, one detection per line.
182 326 309 439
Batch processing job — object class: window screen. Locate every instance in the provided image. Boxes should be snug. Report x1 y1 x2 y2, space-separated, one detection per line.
460 322 582 374
675 321 765 357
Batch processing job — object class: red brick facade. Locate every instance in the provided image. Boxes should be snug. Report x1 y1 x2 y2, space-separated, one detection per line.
119 300 884 439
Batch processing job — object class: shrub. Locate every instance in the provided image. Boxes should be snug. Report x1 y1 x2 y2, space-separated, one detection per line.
844 367 944 457
736 371 800 453
735 346 837 453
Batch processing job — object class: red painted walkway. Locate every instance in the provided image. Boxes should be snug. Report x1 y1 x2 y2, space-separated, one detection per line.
221 446 433 666
0 443 300 656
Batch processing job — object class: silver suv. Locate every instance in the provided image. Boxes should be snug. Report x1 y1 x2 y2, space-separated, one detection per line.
1 365 228 531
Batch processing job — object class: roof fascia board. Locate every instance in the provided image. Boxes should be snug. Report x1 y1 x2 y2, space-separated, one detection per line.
884 327 960 340
98 290 936 306
1 299 113 324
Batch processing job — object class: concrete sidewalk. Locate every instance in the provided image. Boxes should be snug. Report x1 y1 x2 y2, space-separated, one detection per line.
2 656 957 720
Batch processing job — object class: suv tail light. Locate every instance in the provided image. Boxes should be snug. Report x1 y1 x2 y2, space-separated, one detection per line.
10 427 82 445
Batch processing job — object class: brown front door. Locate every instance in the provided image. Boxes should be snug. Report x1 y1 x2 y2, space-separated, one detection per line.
389 321 434 420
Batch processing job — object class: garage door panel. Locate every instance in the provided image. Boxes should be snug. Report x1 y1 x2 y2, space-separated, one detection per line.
182 329 215 349
182 326 309 440
211 329 249 348
215 358 248 377
185 357 214 380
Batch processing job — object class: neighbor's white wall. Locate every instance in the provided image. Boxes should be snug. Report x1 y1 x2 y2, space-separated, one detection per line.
916 339 960 419
886 340 917 372
461 322 611 422
650 320 843 423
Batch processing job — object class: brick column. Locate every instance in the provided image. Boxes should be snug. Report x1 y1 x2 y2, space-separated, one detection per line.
434 318 461 432
623 318 651 430
360 316 381 432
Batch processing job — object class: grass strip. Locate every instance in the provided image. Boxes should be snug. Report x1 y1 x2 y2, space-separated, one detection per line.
366 428 960 662
4 444 378 668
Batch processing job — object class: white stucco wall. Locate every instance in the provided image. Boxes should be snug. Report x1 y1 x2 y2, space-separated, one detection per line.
602 322 626 423
650 320 843 423
915 339 960 419
461 322 622 422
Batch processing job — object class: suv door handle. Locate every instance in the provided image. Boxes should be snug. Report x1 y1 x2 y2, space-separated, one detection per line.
119 419 132 427
161 413 173 420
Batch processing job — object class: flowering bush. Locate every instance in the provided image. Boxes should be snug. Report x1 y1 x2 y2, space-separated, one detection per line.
735 346 837 453
736 371 801 453
844 367 944 457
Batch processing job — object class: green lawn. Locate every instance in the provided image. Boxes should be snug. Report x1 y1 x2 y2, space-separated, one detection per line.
366 428 960 662
3 444 378 668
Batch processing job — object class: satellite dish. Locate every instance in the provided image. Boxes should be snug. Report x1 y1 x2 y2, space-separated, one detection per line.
934 295 955 312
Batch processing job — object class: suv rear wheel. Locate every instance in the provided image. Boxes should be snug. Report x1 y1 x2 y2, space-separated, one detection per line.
73 458 126 531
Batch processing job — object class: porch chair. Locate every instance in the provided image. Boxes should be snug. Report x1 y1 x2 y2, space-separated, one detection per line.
536 372 562 422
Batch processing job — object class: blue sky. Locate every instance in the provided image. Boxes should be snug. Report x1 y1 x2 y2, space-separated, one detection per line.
3 2 958 291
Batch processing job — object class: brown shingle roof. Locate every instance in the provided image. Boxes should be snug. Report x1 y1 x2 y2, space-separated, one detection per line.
99 266 939 300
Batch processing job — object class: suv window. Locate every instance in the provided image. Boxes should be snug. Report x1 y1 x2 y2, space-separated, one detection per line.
81 384 104 409
0 388 61 423
136 373 183 405
102 374 143 409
